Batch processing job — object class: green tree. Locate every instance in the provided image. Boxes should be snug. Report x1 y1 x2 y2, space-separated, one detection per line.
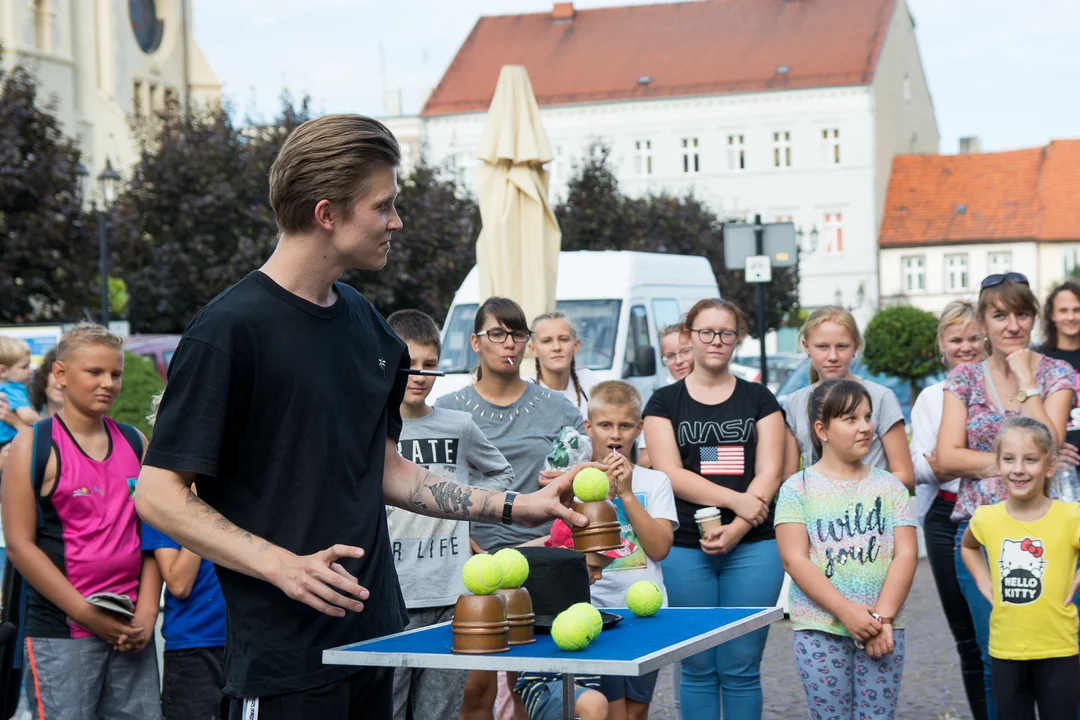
0 61 98 322
108 351 165 438
862 305 940 401
555 143 800 336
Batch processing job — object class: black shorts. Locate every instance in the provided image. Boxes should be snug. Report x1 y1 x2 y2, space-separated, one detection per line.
163 647 227 720
599 670 660 704
228 668 392 720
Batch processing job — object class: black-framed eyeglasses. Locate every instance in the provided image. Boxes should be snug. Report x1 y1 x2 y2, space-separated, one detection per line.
477 328 532 344
661 347 694 365
980 273 1029 291
691 328 738 346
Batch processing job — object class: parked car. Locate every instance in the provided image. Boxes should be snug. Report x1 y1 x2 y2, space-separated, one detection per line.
735 353 804 394
124 335 180 381
775 357 944 423
431 250 722 403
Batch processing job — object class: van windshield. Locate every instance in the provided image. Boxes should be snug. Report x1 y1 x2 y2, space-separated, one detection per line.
438 299 623 374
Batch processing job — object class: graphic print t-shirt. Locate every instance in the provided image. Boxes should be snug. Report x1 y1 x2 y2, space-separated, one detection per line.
970 500 1080 660
775 466 915 637
589 466 679 608
643 378 782 547
387 408 514 609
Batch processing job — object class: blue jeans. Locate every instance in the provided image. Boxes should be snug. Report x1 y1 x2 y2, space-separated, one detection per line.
955 520 1080 720
661 539 784 720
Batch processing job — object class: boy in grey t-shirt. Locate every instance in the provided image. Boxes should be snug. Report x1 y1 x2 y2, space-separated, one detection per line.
385 311 514 720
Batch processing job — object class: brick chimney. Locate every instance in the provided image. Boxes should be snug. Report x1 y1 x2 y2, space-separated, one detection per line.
552 3 575 20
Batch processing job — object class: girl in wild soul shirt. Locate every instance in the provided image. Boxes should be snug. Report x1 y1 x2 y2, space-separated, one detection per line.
776 379 917 720
936 272 1075 718
644 299 785 720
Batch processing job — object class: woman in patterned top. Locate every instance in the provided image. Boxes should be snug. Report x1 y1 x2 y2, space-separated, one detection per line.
936 272 1075 718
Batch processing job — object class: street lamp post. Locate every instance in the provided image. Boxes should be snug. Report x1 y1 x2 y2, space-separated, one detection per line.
95 160 121 327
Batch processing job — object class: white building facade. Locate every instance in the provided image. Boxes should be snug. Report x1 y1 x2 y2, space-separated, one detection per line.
385 0 939 324
0 0 220 196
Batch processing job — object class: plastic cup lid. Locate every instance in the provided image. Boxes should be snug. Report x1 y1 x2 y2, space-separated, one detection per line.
694 506 721 520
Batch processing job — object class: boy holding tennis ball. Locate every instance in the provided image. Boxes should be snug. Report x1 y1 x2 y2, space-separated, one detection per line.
384 311 515 720
586 381 678 720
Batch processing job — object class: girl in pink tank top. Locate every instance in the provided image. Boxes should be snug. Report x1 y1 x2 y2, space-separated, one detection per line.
1 325 162 719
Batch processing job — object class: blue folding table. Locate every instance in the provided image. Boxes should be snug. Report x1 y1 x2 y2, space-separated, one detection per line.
324 606 783 720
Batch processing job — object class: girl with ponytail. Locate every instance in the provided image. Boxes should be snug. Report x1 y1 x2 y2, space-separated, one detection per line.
529 312 598 416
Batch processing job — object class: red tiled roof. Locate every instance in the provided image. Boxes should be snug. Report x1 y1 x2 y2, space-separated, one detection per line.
422 0 898 117
878 140 1080 247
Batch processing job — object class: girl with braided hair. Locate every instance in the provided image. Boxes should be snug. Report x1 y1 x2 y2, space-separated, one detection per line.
530 312 599 416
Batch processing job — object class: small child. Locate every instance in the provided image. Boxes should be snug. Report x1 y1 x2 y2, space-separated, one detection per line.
0 324 161 719
517 521 611 720
142 392 228 720
961 417 1080 720
584 380 677 720
384 310 514 720
0 337 41 449
775 378 918 720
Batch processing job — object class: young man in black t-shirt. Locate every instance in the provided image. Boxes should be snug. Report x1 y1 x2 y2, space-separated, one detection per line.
134 115 589 720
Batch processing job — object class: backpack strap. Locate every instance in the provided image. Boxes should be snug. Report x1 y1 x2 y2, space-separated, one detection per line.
115 422 144 461
30 418 53 529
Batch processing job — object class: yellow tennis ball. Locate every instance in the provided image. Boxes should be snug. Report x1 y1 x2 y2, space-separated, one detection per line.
462 554 503 596
573 467 610 502
493 548 530 589
551 609 596 651
626 581 663 617
568 602 603 638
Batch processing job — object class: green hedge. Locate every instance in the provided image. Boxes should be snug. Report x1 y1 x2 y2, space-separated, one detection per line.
108 351 165 438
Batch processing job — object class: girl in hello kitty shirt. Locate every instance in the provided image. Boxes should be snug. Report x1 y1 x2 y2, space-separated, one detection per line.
962 416 1080 720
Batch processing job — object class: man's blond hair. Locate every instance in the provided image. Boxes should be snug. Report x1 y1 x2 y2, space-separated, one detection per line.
0 336 31 368
56 324 123 362
587 380 644 423
269 114 401 233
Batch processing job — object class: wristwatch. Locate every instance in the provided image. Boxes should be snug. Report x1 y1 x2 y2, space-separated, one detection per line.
501 491 518 526
869 610 893 624
1016 387 1041 403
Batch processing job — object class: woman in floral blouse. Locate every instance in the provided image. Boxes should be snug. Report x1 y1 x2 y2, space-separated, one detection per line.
936 272 1075 718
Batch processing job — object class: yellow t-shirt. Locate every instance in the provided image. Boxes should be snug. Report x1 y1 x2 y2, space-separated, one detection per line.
970 500 1080 660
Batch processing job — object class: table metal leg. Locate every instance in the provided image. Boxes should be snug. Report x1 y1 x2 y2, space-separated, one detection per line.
562 671 575 720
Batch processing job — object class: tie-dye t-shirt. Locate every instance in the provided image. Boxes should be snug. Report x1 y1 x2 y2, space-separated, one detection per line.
775 466 916 637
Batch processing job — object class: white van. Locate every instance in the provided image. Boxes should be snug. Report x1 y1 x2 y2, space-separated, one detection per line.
430 250 721 403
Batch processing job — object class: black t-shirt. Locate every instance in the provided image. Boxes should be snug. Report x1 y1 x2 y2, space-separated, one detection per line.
144 272 409 698
1043 347 1080 447
643 378 782 547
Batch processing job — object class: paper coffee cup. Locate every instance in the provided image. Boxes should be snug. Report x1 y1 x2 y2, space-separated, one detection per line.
695 506 723 538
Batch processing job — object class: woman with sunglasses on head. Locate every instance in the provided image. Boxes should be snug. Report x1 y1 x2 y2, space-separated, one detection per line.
644 299 785 720
936 272 1076 718
436 297 587 720
908 301 988 720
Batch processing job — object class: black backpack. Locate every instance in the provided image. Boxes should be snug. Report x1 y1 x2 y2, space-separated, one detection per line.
0 418 142 717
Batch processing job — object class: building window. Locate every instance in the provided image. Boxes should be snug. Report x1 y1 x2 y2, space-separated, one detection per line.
163 87 177 110
903 256 925 292
823 212 844 254
633 139 653 176
133 81 143 119
682 137 700 174
903 74 912 104
1064 247 1080 276
946 254 969 291
821 128 841 166
726 134 745 171
34 0 50 52
773 131 792 168
988 251 1012 275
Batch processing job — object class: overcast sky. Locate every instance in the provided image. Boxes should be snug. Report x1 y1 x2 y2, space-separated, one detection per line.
193 0 1079 154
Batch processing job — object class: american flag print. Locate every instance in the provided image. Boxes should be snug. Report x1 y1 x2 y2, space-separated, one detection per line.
699 446 745 476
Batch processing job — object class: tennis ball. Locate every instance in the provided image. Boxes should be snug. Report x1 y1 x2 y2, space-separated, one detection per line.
626 581 663 617
573 467 610 502
494 548 530 589
551 609 596 651
462 554 503 596
569 602 603 638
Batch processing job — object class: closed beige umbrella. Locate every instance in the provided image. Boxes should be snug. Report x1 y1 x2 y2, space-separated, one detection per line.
475 65 561 327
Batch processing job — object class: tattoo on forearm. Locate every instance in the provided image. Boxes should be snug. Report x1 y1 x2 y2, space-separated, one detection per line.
410 471 501 521
184 488 270 551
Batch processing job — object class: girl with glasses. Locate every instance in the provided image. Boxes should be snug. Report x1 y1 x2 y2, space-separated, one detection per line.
660 323 695 383
643 299 785 719
936 273 1075 717
783 306 914 490
435 297 587 719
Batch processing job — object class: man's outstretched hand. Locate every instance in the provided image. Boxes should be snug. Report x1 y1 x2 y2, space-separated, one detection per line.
270 545 371 617
514 462 608 529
